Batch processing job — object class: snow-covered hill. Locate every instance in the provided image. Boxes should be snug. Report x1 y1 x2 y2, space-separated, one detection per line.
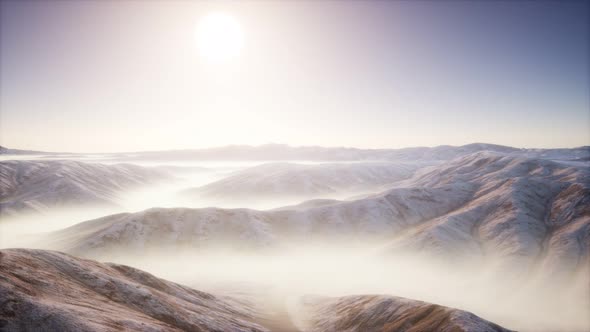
44 152 589 279
0 160 169 215
50 207 278 256
185 162 416 200
380 152 590 276
47 183 474 257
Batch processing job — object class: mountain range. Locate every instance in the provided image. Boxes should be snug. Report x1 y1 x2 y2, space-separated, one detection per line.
1 143 588 331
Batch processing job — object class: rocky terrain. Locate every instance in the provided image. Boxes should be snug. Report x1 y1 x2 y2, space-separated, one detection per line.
297 295 513 332
0 249 267 332
0 249 515 332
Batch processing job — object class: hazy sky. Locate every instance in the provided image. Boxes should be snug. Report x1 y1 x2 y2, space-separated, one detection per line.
1 1 588 152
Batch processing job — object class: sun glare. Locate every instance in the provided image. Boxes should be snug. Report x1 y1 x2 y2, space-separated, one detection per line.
196 12 244 62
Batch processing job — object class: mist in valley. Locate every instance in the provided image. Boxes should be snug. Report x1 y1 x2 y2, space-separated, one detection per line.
1 153 589 332
102 248 589 332
1 2 589 330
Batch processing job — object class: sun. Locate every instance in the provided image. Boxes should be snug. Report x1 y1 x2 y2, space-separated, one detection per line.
196 12 244 62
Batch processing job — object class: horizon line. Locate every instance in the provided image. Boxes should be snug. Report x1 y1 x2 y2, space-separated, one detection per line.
2 142 589 156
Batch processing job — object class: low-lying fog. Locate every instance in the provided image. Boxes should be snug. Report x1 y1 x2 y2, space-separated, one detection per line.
3 221 589 331
0 156 392 241
1 155 589 332
76 247 590 332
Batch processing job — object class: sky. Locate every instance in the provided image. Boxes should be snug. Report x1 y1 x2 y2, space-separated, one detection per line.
1 0 588 152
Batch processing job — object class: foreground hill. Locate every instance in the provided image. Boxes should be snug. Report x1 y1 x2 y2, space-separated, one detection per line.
185 162 416 200
0 249 267 331
0 160 168 215
298 295 512 332
0 249 513 332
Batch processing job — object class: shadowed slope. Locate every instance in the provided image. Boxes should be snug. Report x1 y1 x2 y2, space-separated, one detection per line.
0 249 516 332
299 295 513 332
0 249 267 331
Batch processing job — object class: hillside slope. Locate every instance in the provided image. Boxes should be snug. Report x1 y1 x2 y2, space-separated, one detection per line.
47 153 589 278
0 249 515 332
0 249 267 331
185 162 416 200
298 295 513 332
0 160 168 215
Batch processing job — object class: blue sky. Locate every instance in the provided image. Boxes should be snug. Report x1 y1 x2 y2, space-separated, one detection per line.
1 1 588 152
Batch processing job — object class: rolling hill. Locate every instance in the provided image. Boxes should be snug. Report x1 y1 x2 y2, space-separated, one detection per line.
0 160 169 215
45 152 589 280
